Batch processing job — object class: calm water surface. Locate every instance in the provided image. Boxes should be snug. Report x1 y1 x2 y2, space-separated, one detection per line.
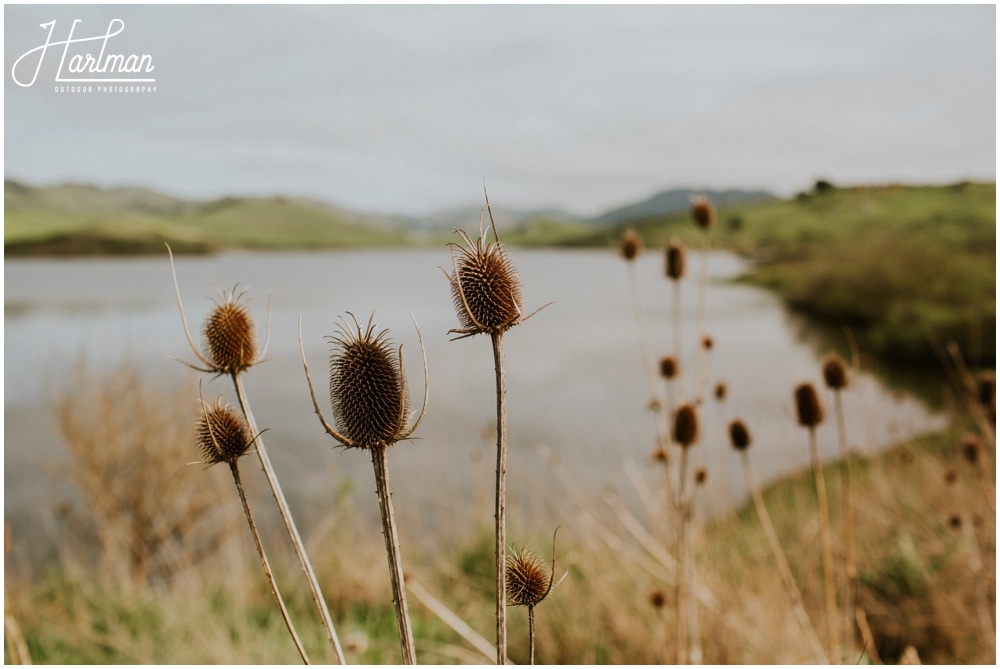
5 249 942 550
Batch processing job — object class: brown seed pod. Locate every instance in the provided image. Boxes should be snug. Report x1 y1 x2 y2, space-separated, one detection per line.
665 240 686 280
197 396 253 465
505 547 552 608
701 335 714 351
329 314 410 449
948 514 962 530
447 219 525 338
961 433 983 465
728 419 751 450
691 196 715 229
673 404 699 447
821 353 849 390
620 229 641 261
652 446 669 463
659 355 679 380
649 590 667 610
794 382 825 428
714 381 727 401
694 467 708 485
203 288 257 373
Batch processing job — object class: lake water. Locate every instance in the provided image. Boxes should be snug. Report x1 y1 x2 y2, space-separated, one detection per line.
5 249 943 551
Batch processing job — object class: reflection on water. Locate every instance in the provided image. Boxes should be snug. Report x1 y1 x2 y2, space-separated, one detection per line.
5 249 943 551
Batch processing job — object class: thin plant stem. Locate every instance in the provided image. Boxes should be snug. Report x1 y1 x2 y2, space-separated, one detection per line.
687 485 702 665
371 445 417 664
740 451 829 664
229 462 311 664
696 229 710 400
627 261 660 404
675 447 689 665
672 280 685 403
528 605 536 665
833 390 857 653
809 427 840 659
491 331 509 666
231 372 346 664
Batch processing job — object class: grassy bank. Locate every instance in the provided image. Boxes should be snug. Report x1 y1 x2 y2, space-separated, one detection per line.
600 182 996 369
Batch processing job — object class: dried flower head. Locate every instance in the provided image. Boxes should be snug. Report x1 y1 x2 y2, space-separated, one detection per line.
620 229 641 261
701 335 714 351
649 590 667 610
666 240 686 280
673 403 699 447
728 419 751 450
961 433 983 465
821 353 849 390
659 355 679 380
203 287 257 373
695 467 708 485
505 547 552 608
794 382 825 428
948 514 962 530
328 313 412 449
652 446 669 463
691 196 715 229
197 396 253 465
714 381 728 401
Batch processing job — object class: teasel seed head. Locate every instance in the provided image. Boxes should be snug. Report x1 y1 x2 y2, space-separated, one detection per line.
794 382 825 428
197 396 253 465
728 419 751 450
666 240 686 280
659 355 679 380
691 196 715 230
948 514 962 530
822 353 849 390
695 467 708 485
673 403 700 447
652 446 669 463
203 287 257 373
649 590 667 610
701 335 714 351
329 314 411 449
620 229 641 261
505 547 552 608
714 381 728 401
961 433 983 465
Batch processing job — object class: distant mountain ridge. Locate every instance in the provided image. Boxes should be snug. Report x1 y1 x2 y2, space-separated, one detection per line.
591 188 776 226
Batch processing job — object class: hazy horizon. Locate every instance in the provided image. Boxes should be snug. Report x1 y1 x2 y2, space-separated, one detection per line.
5 4 995 218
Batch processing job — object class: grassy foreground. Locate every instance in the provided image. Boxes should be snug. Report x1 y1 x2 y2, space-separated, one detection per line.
5 364 994 664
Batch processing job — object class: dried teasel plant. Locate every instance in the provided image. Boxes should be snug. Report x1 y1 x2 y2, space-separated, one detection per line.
619 229 660 407
299 310 428 665
690 196 715 402
167 246 346 663
671 403 699 664
727 419 828 663
505 528 560 665
441 190 549 665
665 239 687 402
195 386 309 663
794 381 839 658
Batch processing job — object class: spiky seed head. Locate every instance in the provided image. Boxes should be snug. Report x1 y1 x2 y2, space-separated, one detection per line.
450 232 524 335
822 353 849 390
659 355 679 379
977 371 995 417
961 433 983 465
701 335 714 351
203 291 257 373
673 404 699 447
714 381 728 401
197 397 252 465
666 240 686 280
794 382 824 428
948 514 962 530
652 446 669 463
649 590 667 609
691 196 715 229
728 419 751 450
695 467 708 485
505 547 551 608
620 229 641 261
329 317 410 449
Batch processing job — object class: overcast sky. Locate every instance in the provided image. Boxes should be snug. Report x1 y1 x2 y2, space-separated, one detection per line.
4 4 995 217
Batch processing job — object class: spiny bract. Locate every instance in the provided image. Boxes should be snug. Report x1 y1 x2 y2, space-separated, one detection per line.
197 397 253 465
329 315 411 449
